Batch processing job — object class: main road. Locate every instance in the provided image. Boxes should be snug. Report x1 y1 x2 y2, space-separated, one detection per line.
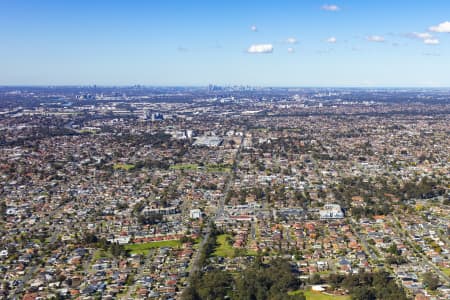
391 214 450 285
348 218 378 261
187 130 245 275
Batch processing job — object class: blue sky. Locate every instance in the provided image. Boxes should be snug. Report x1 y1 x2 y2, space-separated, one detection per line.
0 0 449 87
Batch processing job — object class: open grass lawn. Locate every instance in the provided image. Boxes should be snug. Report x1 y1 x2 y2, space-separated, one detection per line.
92 249 113 261
79 129 97 134
206 164 231 173
246 250 258 256
289 290 350 300
169 163 230 172
212 234 256 257
113 163 136 171
192 238 202 249
213 234 235 257
124 240 181 255
170 163 198 170
441 267 450 276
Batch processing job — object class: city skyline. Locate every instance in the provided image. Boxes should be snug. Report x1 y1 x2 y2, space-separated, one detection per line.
1 0 450 87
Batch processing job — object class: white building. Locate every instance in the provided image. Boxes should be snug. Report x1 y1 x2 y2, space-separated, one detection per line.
190 209 202 219
193 136 223 147
107 236 130 245
319 204 344 219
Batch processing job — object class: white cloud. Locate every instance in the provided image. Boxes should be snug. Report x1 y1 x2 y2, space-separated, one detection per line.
429 21 450 33
287 47 295 53
412 32 433 39
327 37 337 43
367 35 385 42
424 38 440 45
247 44 273 54
286 37 297 44
409 32 439 45
321 4 340 11
250 25 258 32
422 52 440 57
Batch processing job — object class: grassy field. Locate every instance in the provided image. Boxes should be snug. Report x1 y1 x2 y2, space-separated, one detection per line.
170 163 198 170
124 240 181 255
113 163 136 171
206 164 231 173
212 234 257 257
246 249 258 256
92 249 113 261
168 163 231 172
213 234 235 257
441 267 450 276
79 129 98 134
289 290 350 300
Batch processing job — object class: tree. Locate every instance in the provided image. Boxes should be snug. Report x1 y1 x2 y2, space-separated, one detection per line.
423 272 440 290
125 273 135 286
110 243 125 257
0 201 6 220
288 293 306 300
310 273 323 284
181 285 200 300
352 286 375 300
340 271 408 300
197 270 232 300
83 232 98 244
235 258 300 300
387 243 400 256
328 273 345 289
